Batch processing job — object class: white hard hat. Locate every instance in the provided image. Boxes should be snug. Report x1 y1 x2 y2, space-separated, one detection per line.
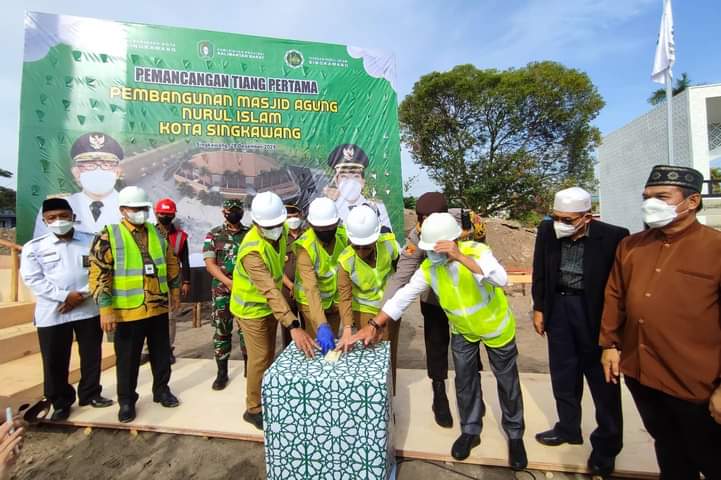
118 186 151 208
307 197 339 227
346 205 380 246
417 212 462 250
251 191 287 227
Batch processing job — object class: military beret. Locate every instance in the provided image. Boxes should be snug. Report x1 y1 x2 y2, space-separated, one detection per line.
645 165 704 193
71 132 124 162
223 198 244 209
327 144 369 170
42 197 72 213
416 192 448 215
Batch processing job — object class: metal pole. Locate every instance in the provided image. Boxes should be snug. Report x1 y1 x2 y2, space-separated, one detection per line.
666 69 674 165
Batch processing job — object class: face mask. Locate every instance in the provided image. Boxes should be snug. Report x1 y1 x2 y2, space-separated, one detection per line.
553 221 580 239
641 198 685 229
338 177 363 203
157 215 174 225
260 226 283 241
79 170 117 196
225 210 243 225
126 210 148 226
286 217 303 230
47 219 74 236
427 251 448 266
314 228 337 244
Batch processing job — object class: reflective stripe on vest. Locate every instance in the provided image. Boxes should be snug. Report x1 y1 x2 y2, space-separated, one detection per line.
338 232 399 315
293 226 348 310
107 223 168 310
169 230 187 256
229 225 287 319
421 241 515 347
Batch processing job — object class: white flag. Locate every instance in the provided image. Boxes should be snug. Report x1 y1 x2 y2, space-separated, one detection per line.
651 0 675 84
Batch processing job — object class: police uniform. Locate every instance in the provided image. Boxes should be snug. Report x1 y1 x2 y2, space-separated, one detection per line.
33 133 138 238
202 199 249 363
326 143 391 231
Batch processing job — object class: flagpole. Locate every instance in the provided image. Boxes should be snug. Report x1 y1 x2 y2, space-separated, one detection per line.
665 69 674 165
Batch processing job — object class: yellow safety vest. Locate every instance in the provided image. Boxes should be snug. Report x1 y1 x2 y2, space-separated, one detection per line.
338 232 399 314
106 223 168 310
230 225 287 319
293 226 348 310
421 241 515 347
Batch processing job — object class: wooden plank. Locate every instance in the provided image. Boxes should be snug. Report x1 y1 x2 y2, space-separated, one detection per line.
0 302 36 329
0 342 116 411
0 323 39 363
10 249 18 303
48 360 658 478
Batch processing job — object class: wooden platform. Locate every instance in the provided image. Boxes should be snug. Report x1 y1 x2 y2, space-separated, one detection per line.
48 358 658 477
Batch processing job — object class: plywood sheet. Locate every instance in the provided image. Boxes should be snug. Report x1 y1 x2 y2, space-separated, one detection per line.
50 359 658 478
0 322 39 363
0 342 116 411
0 302 36 329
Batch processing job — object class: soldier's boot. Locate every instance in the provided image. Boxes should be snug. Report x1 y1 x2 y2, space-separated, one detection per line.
212 359 229 391
432 380 453 428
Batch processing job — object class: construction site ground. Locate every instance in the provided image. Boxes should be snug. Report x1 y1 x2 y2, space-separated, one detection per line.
8 219 634 479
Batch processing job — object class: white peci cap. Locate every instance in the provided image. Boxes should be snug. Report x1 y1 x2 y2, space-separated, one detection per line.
553 187 592 213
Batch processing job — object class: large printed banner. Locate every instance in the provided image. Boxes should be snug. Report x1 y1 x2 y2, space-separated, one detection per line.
18 12 402 265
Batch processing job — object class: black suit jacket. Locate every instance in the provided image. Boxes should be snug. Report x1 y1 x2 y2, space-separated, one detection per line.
531 219 629 338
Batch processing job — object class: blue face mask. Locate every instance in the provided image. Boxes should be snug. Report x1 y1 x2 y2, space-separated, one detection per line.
427 251 448 266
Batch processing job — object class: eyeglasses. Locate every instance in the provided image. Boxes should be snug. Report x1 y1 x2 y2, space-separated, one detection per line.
550 214 585 225
76 160 119 171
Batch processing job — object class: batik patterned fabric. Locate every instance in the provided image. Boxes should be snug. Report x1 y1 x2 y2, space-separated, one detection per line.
262 342 395 480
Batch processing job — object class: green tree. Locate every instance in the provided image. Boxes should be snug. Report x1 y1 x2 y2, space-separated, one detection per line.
0 169 16 212
711 167 721 194
399 62 603 218
648 72 691 105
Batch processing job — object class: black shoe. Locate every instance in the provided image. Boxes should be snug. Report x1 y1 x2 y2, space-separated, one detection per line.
243 411 263 430
212 359 229 391
508 438 528 470
50 406 71 422
153 391 179 408
535 428 583 446
118 404 136 423
79 395 114 408
451 433 480 461
169 352 176 365
587 451 616 477
431 380 453 428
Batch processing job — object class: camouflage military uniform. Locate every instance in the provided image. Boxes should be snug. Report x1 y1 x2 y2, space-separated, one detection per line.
202 207 248 361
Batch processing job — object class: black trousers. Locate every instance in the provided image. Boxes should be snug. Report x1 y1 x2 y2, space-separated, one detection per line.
626 376 721 479
37 316 103 410
114 314 171 406
421 301 482 382
547 294 623 456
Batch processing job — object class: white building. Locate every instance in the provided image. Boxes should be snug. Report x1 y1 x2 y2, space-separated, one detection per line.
598 83 721 232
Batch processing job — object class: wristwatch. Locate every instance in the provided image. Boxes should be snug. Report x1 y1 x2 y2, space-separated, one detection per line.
368 318 385 331
287 319 301 330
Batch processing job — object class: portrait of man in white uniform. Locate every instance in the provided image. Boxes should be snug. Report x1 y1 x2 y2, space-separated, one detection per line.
323 143 391 232
34 132 125 237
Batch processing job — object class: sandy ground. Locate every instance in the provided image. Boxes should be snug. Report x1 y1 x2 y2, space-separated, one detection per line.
8 295 633 480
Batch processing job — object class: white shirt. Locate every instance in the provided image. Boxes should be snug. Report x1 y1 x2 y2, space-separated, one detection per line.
20 230 99 327
382 251 507 321
33 190 156 238
336 195 392 231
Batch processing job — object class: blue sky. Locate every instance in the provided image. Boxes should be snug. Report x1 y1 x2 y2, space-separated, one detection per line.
1 0 718 195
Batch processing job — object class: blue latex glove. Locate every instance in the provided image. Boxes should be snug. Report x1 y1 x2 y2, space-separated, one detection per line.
316 323 336 355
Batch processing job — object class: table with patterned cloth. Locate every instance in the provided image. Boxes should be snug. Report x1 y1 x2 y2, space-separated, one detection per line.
262 342 395 480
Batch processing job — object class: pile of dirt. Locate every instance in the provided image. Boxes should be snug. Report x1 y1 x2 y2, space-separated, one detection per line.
401 210 536 270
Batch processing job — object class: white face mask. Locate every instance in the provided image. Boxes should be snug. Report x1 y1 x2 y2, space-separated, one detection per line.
427 251 448 266
126 210 148 226
261 226 284 241
338 177 363 204
79 170 117 196
47 219 74 236
286 217 303 230
554 221 580 239
641 198 684 229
